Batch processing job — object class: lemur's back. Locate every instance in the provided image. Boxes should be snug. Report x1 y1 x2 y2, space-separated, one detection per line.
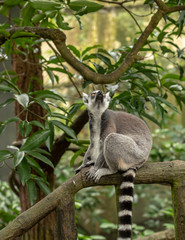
102 109 152 147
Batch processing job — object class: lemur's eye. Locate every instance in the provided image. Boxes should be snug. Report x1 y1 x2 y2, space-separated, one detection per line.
91 93 95 97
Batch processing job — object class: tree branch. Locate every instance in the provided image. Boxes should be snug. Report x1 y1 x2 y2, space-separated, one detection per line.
0 160 185 240
0 2 184 85
135 228 175 240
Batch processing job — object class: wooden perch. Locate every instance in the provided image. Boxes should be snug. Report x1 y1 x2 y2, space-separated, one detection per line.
135 228 175 240
0 160 185 240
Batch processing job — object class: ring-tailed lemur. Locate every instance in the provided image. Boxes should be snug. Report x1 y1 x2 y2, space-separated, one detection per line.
75 90 152 240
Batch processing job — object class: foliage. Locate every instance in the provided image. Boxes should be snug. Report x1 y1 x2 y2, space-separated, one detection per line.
0 0 185 237
0 181 20 230
135 184 173 232
151 124 185 162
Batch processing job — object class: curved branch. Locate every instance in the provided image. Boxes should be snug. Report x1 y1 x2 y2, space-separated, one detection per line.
0 160 185 240
0 4 184 85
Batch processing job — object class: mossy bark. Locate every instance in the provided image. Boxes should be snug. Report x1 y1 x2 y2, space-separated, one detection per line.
171 180 185 240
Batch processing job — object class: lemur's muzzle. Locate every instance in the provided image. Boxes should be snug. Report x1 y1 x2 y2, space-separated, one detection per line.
96 91 103 101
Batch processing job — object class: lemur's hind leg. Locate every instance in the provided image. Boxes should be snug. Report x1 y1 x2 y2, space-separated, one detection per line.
92 168 117 182
104 133 146 172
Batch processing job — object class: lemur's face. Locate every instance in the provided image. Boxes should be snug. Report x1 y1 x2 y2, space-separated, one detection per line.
83 90 110 115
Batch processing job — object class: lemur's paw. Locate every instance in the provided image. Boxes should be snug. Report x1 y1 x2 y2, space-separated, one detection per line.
93 170 102 183
74 166 83 174
85 167 96 180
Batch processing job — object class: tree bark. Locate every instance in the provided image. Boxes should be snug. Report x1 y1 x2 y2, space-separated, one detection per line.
12 42 57 240
135 228 175 240
1 161 185 240
171 181 185 240
12 44 45 141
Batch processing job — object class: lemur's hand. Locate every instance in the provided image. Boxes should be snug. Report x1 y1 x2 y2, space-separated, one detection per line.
75 160 94 174
85 166 96 180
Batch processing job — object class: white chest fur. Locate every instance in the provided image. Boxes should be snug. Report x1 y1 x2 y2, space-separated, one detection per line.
90 117 101 161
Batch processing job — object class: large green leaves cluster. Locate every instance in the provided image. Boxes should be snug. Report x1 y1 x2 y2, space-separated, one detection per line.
0 86 79 204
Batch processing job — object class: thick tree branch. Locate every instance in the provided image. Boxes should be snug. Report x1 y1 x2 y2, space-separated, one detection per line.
0 160 185 240
0 3 184 85
135 228 175 240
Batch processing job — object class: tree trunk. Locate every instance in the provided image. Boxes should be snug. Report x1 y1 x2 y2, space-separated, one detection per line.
12 42 57 240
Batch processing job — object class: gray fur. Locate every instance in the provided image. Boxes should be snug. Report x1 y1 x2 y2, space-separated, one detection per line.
75 90 152 240
75 90 152 179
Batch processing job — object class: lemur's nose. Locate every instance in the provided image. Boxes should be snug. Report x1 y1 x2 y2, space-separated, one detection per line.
97 90 103 95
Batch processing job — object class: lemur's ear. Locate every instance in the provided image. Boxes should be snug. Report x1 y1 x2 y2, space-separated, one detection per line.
106 92 111 101
82 93 89 104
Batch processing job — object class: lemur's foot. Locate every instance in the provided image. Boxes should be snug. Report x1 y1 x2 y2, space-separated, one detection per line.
93 169 103 182
85 166 96 180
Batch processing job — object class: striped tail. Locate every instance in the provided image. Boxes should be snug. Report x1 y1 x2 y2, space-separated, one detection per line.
117 168 136 240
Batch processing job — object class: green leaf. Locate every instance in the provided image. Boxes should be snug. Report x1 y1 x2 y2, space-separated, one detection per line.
14 150 25 167
26 179 37 206
32 90 66 103
161 74 185 82
19 121 32 137
31 13 46 23
11 31 38 39
48 113 70 121
0 29 10 38
51 120 77 140
83 53 112 67
14 93 29 109
157 31 167 43
3 78 22 94
160 46 174 55
56 13 73 30
156 96 179 113
20 130 50 151
20 2 36 26
4 0 22 6
30 0 62 11
30 120 44 129
0 84 15 93
35 178 51 195
82 45 102 56
67 45 81 58
17 157 31 185
0 117 20 134
142 112 161 127
70 148 86 166
35 98 51 113
67 103 83 119
26 150 54 168
5 117 20 124
45 121 54 152
26 156 46 179
34 148 51 156
0 150 12 162
46 69 57 86
69 0 103 14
